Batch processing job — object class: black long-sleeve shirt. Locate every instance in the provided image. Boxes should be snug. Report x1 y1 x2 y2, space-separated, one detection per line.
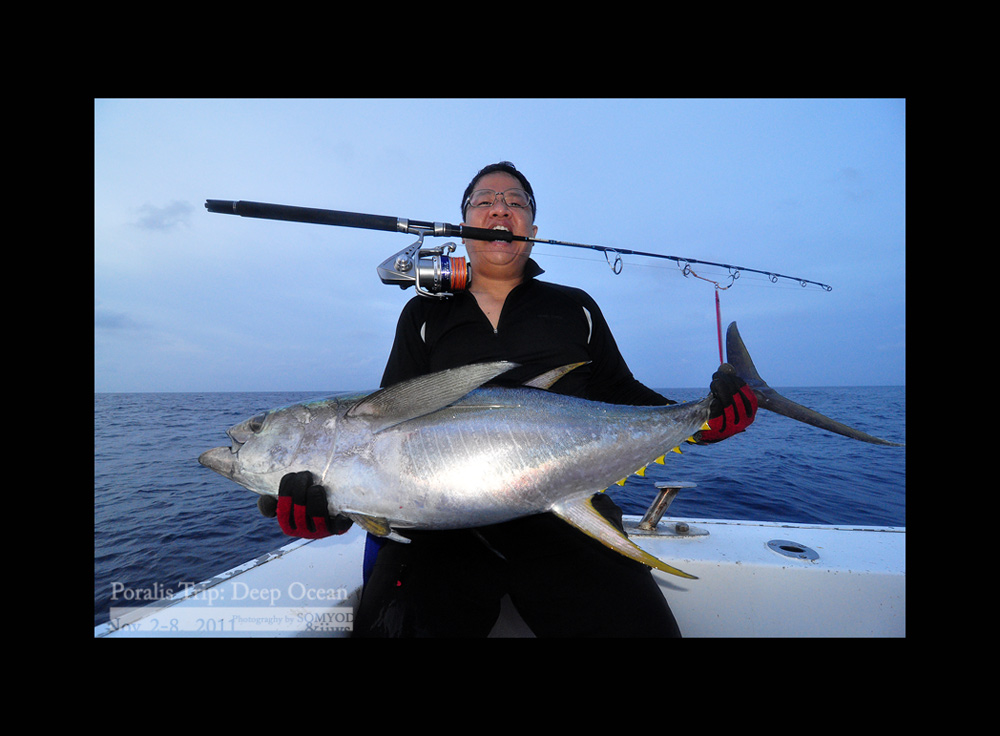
359 261 683 636
381 260 673 407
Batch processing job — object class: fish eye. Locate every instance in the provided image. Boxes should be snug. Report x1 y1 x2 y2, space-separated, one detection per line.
247 414 266 433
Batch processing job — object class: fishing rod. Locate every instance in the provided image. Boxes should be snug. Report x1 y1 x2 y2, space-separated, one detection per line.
205 199 834 297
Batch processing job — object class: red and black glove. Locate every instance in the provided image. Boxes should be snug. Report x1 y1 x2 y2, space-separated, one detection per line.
257 471 353 539
695 370 758 444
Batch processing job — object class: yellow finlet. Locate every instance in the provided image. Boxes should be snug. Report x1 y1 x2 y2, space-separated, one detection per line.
670 446 682 454
615 477 627 486
654 455 665 465
635 466 647 477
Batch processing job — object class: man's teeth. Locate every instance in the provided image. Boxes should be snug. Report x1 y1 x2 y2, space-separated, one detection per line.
485 226 510 241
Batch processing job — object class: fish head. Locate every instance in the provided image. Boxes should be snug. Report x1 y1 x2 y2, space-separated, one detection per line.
199 401 329 496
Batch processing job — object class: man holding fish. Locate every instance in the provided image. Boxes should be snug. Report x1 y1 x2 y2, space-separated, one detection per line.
261 162 757 637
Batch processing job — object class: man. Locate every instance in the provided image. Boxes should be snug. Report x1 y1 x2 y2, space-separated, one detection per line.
266 162 757 636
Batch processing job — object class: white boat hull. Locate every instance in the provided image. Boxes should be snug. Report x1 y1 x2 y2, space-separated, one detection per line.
641 518 904 637
96 516 904 638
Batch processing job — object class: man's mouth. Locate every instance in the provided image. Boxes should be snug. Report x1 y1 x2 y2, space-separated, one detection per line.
490 225 511 243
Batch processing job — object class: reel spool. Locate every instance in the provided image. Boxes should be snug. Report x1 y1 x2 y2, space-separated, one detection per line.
377 233 471 298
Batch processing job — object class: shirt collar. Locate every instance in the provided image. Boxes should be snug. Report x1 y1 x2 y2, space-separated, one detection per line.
524 258 545 279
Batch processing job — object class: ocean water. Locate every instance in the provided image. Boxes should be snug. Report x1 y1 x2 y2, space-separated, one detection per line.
94 386 905 627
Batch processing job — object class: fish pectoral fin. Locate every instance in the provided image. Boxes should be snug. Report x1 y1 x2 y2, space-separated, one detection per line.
346 361 519 432
344 513 411 543
550 496 697 580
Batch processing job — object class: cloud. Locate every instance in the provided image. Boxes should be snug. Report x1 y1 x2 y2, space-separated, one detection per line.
132 200 193 232
833 167 872 202
95 307 145 331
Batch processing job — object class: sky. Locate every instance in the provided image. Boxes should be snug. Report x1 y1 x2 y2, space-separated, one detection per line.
94 99 905 393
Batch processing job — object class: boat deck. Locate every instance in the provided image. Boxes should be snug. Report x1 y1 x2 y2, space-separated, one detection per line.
96 516 904 638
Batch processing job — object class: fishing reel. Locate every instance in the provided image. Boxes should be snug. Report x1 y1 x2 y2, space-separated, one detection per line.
377 231 471 298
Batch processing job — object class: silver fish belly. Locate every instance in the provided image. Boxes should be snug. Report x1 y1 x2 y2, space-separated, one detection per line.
328 386 712 530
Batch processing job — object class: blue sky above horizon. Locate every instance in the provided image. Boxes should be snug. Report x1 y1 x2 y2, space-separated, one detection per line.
95 98 905 393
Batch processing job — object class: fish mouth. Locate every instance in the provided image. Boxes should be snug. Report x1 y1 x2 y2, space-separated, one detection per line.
199 446 236 478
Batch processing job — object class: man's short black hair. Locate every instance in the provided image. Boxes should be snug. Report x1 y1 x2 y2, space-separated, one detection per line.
461 161 536 221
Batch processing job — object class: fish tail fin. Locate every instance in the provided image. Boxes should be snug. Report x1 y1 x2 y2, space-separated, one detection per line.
725 322 904 447
551 496 697 579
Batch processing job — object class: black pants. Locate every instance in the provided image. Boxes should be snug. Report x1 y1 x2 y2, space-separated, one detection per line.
352 495 681 638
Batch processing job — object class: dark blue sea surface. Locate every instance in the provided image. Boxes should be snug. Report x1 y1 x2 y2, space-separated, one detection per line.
94 387 905 627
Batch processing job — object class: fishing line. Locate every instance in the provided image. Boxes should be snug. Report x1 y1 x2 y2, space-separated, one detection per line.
205 198 834 295
528 243 814 289
529 244 819 362
515 232 833 292
681 265 733 364
206 198 835 365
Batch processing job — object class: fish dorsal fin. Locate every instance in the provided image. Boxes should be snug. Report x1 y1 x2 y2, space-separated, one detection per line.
523 362 589 390
347 361 519 432
550 496 697 580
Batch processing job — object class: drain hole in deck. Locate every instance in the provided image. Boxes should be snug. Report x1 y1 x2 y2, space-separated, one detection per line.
767 539 819 561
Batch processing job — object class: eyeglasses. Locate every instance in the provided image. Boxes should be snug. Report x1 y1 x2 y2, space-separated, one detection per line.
464 188 534 213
